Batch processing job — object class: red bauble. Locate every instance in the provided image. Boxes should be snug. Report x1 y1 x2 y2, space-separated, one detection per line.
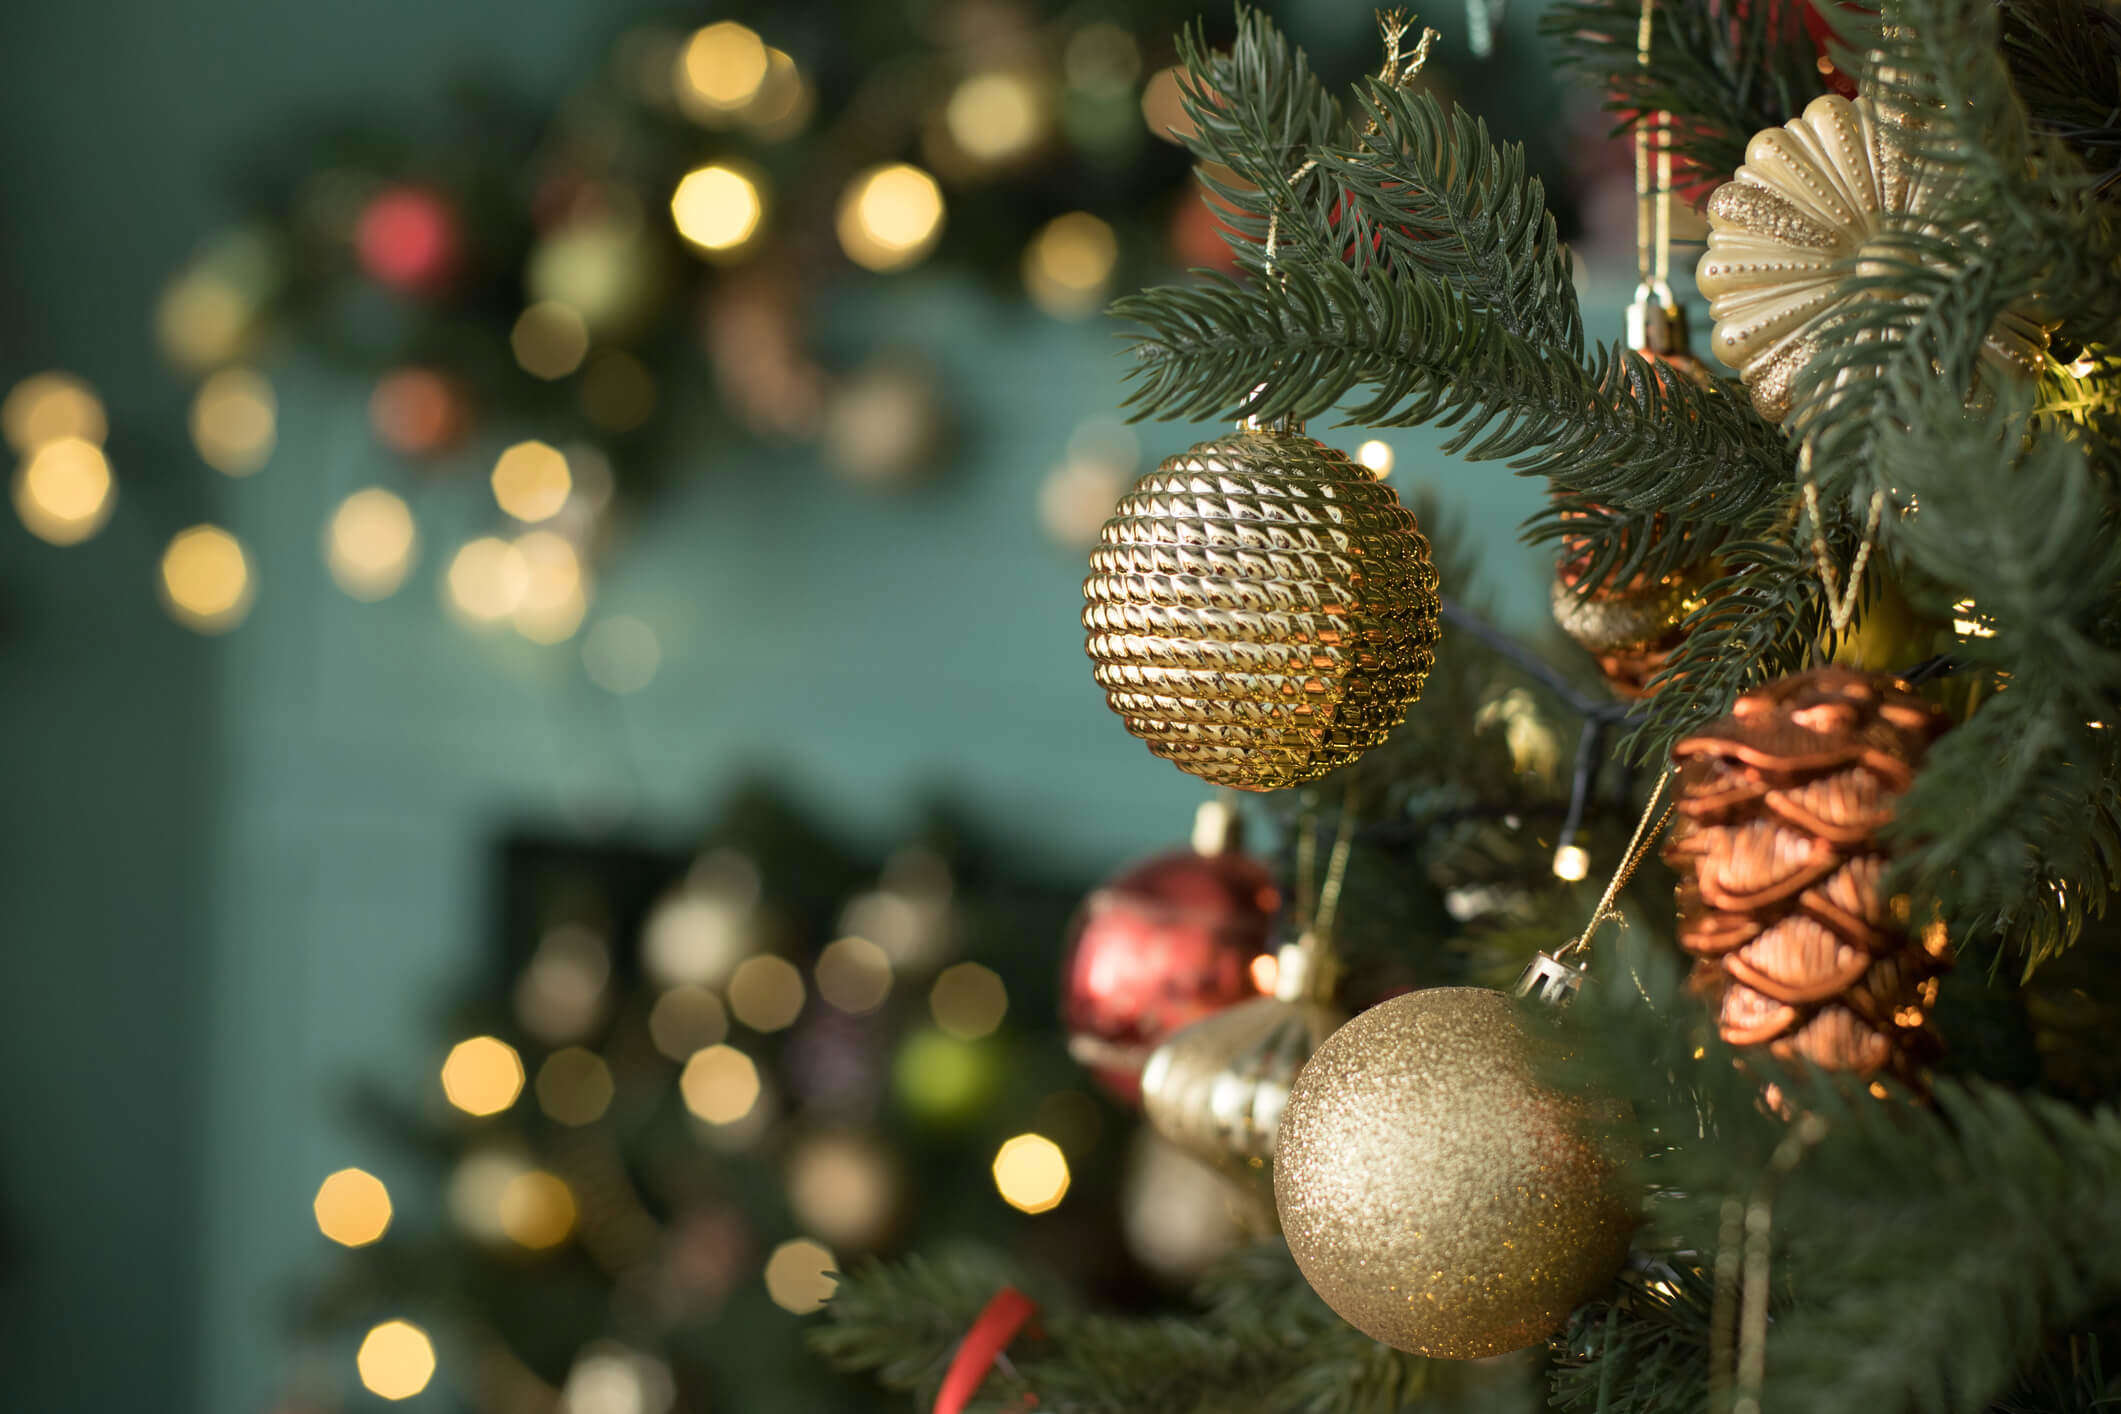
355 185 460 295
1062 809 1279 1105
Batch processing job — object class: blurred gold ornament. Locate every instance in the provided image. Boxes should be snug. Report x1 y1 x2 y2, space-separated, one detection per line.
1140 990 1333 1174
1083 423 1440 790
1697 93 2049 423
1274 987 1635 1358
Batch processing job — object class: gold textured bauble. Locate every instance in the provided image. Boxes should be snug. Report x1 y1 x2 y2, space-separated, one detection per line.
1274 988 1636 1358
1083 424 1441 791
1141 994 1338 1173
1697 92 2049 423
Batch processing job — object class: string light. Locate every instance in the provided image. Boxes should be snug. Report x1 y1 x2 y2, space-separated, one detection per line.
945 72 1044 164
491 439 572 522
991 1133 1070 1213
814 936 893 1015
671 163 765 257
445 537 531 623
159 525 254 633
3 372 106 454
1356 440 1395 477
762 1238 839 1314
190 368 276 475
929 962 1007 1040
313 1168 393 1247
1023 211 1118 318
441 1035 524 1116
498 1168 577 1249
728 954 806 1032
836 164 944 272
325 487 417 600
1552 843 1591 882
680 1043 760 1124
356 1321 436 1401
512 301 591 380
14 436 114 546
676 21 769 121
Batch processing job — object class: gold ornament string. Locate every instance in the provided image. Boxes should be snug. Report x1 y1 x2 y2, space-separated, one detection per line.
1633 0 1674 299
1311 777 1362 947
1798 440 1887 634
1707 1111 1829 1414
1553 768 1677 963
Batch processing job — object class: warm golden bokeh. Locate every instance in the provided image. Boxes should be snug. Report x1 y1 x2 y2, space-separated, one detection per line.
511 529 588 644
325 487 417 601
836 164 944 272
490 439 572 522
445 537 532 623
679 1043 760 1124
648 984 728 1060
814 935 893 1015
440 1035 525 1116
1356 439 1395 478
728 954 806 1032
159 525 254 633
991 1133 1070 1214
787 1131 899 1249
944 72 1044 164
313 1167 393 1247
762 1237 839 1314
1023 211 1118 319
671 163 765 256
497 1169 577 1249
929 962 1007 1040
676 21 768 119
190 368 276 475
535 1046 614 1126
511 301 591 380
356 1320 436 1401
3 372 107 454
14 436 115 546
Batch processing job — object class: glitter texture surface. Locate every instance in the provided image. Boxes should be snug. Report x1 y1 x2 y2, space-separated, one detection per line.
1274 988 1635 1358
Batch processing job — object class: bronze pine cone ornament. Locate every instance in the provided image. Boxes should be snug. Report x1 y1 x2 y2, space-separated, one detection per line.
1663 668 1951 1085
1083 425 1441 791
1697 92 2049 423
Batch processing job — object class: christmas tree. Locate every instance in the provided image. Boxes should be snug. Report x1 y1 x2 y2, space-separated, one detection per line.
816 2 2121 1411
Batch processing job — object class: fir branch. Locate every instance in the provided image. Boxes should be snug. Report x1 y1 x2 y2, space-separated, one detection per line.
1551 1266 1719 1414
1541 0 1830 187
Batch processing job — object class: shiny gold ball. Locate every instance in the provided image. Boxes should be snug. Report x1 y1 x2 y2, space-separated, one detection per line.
1274 988 1635 1358
1083 426 1440 791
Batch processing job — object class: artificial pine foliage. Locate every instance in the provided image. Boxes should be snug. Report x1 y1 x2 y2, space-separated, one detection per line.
825 0 2121 1410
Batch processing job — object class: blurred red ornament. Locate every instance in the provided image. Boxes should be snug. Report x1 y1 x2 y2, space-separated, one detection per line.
369 366 470 457
1062 801 1279 1105
355 185 460 295
1168 193 1240 272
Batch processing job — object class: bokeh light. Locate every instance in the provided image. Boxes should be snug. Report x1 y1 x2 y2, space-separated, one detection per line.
313 1167 393 1247
515 924 610 1044
512 301 591 380
1552 843 1591 882
562 1344 677 1414
3 372 106 454
929 962 1007 1040
1023 212 1118 318
447 1149 529 1242
491 439 572 522
787 1131 900 1250
13 436 114 546
676 21 769 120
156 269 253 371
945 72 1044 164
190 368 276 475
583 615 662 693
370 366 468 455
1141 67 1198 143
325 487 417 601
1065 22 1142 91
498 1168 577 1249
836 164 945 272
356 1320 436 1401
728 954 806 1032
1357 439 1395 477
815 936 893 1015
747 49 813 139
445 537 532 623
648 985 728 1060
892 1029 996 1123
159 525 254 633
671 163 764 256
581 350 658 432
992 1133 1070 1214
762 1237 839 1314
535 1046 615 1126
441 1035 525 1116
680 1043 760 1124
512 529 588 644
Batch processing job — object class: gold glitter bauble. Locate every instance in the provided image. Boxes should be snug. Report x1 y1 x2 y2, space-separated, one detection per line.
1273 988 1636 1358
1697 92 2049 423
1083 424 1441 791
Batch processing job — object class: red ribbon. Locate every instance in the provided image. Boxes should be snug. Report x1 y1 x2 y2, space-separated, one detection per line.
934 1286 1039 1414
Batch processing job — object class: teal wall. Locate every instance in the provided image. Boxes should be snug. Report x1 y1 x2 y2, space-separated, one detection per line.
0 2 1587 1410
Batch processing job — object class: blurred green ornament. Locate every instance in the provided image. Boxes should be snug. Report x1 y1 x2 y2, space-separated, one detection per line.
528 211 671 340
893 1028 998 1124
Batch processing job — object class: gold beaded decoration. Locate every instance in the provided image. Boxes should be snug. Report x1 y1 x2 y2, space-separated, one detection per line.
1083 424 1441 791
1697 92 2049 423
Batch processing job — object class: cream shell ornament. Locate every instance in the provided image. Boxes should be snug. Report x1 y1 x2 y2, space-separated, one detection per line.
1697 93 2048 423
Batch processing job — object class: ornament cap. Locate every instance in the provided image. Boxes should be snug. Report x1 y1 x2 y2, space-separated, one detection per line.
1625 283 1690 358
1514 951 1586 1009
